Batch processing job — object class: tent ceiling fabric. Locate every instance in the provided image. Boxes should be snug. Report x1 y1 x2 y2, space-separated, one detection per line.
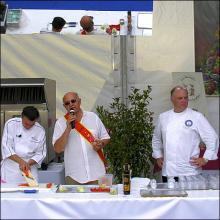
1 34 112 118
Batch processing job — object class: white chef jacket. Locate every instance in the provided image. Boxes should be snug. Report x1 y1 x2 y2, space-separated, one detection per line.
152 108 219 177
52 111 110 183
1 118 46 183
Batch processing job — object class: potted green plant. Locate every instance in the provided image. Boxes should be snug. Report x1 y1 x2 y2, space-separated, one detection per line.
96 86 154 183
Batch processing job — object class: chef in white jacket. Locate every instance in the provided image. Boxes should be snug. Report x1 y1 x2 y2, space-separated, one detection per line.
1 106 47 183
152 86 219 182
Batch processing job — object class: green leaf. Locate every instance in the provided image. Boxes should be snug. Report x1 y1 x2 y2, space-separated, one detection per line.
96 85 154 183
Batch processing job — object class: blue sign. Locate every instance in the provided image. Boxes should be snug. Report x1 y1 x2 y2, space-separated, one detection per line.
5 1 153 11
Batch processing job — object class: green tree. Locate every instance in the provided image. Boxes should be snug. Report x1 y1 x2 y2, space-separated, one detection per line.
96 86 154 183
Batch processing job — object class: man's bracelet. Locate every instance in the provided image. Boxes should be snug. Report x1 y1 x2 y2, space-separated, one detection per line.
203 158 209 163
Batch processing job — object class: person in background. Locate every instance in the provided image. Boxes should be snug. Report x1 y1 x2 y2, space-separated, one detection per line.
53 92 110 185
1 106 46 183
40 16 66 34
152 85 219 182
78 15 110 35
51 16 66 32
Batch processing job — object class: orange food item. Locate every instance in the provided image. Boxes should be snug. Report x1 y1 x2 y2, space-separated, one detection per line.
23 169 30 177
46 183 53 188
90 187 110 192
18 183 29 187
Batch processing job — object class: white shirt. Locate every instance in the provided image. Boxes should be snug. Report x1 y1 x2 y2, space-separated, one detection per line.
152 108 219 177
52 111 110 183
1 118 46 183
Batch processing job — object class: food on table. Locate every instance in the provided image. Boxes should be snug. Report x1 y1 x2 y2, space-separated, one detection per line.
18 183 29 187
76 186 85 193
46 183 53 188
100 184 107 189
90 187 110 192
58 185 68 192
21 170 38 187
110 187 117 195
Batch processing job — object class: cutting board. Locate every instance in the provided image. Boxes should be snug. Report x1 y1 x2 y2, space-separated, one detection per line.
1 183 54 193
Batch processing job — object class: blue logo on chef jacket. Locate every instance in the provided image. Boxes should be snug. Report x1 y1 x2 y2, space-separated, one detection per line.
185 120 193 127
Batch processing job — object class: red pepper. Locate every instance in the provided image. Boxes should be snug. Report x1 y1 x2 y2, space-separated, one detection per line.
46 183 53 188
90 187 110 192
23 169 30 177
18 183 29 187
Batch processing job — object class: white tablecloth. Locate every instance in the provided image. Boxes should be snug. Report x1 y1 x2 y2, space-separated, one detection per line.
1 185 219 219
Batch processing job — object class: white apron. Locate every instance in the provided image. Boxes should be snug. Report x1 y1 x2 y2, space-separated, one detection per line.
1 159 38 183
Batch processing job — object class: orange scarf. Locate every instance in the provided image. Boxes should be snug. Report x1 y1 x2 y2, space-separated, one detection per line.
64 113 107 167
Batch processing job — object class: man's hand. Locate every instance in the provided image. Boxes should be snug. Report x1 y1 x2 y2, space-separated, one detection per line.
91 139 104 152
66 114 76 130
19 160 31 172
27 159 37 167
190 157 208 167
8 154 31 172
156 157 164 169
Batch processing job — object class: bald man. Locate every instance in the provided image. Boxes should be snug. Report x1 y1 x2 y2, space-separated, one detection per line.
78 15 108 35
80 16 94 34
152 86 219 182
53 92 110 185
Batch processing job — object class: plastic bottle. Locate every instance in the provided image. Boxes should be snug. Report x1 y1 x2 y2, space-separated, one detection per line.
150 179 157 189
167 176 175 189
119 18 127 35
123 163 131 195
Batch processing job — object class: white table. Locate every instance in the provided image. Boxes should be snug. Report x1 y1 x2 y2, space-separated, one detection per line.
1 185 219 219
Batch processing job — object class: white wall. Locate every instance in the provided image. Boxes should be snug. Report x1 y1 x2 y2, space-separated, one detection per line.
135 1 194 118
134 1 219 135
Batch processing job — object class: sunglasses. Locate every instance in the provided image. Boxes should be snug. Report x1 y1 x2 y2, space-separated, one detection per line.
64 99 78 106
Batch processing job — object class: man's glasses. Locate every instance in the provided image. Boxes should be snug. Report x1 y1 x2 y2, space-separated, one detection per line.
64 99 77 106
